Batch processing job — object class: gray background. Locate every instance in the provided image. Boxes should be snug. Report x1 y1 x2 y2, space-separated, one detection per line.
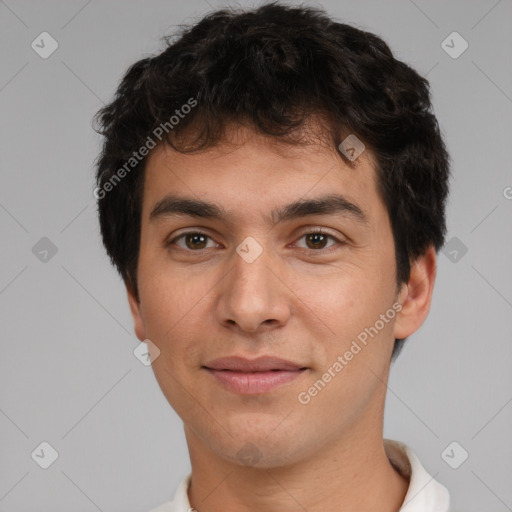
1 0 511 511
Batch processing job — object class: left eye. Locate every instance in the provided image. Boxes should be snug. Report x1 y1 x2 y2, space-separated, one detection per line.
168 231 340 251
294 232 339 250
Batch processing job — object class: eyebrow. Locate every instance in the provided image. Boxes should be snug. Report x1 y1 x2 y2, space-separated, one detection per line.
149 194 370 227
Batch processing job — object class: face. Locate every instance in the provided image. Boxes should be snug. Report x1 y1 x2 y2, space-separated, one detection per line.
127 123 424 468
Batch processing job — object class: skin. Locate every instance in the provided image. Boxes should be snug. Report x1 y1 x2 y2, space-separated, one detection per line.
127 122 437 512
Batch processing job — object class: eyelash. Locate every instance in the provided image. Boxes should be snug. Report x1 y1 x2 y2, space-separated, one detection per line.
167 229 344 254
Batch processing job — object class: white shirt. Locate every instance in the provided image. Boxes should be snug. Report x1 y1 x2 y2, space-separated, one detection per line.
148 438 450 512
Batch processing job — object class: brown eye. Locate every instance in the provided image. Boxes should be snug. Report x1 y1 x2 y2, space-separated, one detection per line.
296 231 339 251
305 233 329 249
169 232 215 250
184 233 208 249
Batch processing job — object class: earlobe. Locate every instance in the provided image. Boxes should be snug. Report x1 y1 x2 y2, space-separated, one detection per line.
126 281 147 341
393 246 437 340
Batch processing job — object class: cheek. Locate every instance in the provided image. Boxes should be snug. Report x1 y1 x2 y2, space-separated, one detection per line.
304 265 396 368
138 275 207 413
300 269 380 334
298 280 395 415
138 259 209 336
137 264 218 381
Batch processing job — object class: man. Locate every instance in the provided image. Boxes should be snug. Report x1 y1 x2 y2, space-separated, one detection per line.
94 3 451 511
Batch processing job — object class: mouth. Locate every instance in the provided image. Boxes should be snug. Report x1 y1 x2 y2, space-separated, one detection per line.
203 355 307 372
202 356 308 395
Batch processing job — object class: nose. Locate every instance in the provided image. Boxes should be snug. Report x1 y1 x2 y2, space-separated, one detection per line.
215 245 292 334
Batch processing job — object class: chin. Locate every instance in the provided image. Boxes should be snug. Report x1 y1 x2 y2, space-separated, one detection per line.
210 425 309 469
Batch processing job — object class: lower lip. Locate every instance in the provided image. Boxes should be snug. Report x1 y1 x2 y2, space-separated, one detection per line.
205 369 306 394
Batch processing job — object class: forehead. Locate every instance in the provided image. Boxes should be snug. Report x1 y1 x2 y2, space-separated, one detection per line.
141 123 382 224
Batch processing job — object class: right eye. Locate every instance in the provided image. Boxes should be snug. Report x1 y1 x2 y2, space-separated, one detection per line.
167 231 219 251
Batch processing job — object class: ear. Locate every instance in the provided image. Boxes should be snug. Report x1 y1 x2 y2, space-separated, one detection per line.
393 245 437 340
126 281 147 341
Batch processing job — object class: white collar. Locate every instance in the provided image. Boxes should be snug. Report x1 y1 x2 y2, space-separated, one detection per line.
384 439 450 511
149 438 450 512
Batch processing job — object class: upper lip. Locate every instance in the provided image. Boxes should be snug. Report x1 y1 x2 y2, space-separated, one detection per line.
203 356 307 372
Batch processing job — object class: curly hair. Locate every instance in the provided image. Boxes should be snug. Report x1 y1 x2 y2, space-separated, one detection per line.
93 2 451 362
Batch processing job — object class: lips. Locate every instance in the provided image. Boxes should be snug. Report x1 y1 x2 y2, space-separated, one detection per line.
203 356 308 395
203 355 307 372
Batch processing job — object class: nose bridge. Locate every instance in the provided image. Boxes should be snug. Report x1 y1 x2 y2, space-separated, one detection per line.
233 245 272 300
216 238 290 332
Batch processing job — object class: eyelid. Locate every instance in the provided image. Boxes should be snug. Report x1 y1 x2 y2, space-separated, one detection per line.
295 226 341 239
